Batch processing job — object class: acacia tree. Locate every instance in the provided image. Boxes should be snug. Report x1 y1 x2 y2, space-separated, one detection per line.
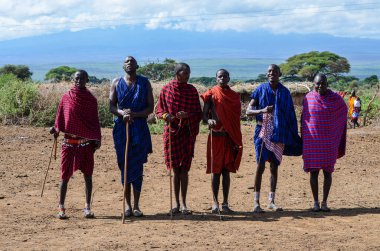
0 64 33 80
45 66 77 82
137 58 177 81
280 51 350 81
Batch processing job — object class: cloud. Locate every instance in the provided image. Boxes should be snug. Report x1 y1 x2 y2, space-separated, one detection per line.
0 0 379 41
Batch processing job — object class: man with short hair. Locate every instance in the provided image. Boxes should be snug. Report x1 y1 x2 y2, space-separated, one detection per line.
246 64 302 213
50 70 102 219
301 73 347 212
156 62 202 215
201 69 243 214
109 56 153 217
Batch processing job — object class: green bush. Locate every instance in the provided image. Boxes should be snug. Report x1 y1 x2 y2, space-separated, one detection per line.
98 100 114 127
30 98 59 127
148 119 165 134
0 74 38 124
358 89 380 123
148 119 209 135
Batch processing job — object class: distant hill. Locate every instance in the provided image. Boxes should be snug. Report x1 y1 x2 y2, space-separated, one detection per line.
0 25 379 80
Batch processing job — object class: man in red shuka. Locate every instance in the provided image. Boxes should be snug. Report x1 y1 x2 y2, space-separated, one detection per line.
50 70 101 219
201 69 243 214
156 63 202 215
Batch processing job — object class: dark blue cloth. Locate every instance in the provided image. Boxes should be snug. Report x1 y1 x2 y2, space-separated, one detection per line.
250 82 302 161
112 76 152 191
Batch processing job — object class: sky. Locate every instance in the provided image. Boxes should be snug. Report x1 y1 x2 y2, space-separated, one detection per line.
0 0 380 41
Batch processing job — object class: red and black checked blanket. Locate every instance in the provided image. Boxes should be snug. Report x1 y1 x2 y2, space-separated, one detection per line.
156 80 202 170
54 86 101 141
301 90 347 172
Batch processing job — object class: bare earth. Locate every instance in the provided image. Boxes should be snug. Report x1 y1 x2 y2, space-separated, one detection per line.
0 125 379 250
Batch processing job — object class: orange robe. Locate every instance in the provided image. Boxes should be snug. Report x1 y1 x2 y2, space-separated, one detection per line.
201 85 243 174
348 96 356 117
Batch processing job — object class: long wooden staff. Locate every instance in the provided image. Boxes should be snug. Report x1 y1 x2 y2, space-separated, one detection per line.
210 129 223 221
40 137 57 197
122 122 130 224
169 121 173 219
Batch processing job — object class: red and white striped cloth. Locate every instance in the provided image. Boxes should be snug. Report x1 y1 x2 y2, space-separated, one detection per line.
259 113 284 163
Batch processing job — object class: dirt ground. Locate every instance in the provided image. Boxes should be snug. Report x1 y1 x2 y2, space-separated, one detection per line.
0 124 379 250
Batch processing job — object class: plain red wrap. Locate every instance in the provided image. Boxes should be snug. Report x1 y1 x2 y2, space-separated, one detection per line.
201 85 243 173
54 86 101 141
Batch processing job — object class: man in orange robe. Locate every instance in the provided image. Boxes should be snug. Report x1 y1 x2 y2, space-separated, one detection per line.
348 89 357 118
201 69 243 214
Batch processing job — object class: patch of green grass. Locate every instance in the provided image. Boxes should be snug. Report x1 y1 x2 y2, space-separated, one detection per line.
148 119 165 134
148 120 210 135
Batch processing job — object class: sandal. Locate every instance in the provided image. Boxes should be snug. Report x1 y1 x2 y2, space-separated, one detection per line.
168 207 180 216
312 202 321 212
268 202 283 212
211 204 220 214
124 209 132 217
57 207 68 219
83 208 95 218
133 209 144 217
221 203 234 214
253 205 264 213
181 207 193 215
321 202 331 212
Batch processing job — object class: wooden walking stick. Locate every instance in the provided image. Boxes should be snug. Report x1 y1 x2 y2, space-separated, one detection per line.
169 121 173 219
122 122 130 224
210 129 223 221
41 137 57 197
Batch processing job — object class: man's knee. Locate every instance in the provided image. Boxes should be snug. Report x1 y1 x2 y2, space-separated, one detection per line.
256 164 265 175
323 170 332 179
269 164 278 173
60 178 70 184
310 170 319 179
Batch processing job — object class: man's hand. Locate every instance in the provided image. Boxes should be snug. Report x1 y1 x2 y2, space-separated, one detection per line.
94 140 101 151
122 108 134 123
176 111 188 119
207 119 217 128
262 105 274 114
49 127 59 138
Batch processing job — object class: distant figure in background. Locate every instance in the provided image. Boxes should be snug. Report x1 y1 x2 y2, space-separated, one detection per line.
352 97 361 128
156 62 202 215
246 64 302 213
348 89 358 125
301 73 347 212
50 70 102 219
109 56 153 217
201 69 243 214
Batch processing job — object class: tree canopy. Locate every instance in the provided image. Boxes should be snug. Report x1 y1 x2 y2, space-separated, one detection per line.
45 66 77 82
280 51 350 81
363 75 379 87
0 64 33 80
137 58 177 81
